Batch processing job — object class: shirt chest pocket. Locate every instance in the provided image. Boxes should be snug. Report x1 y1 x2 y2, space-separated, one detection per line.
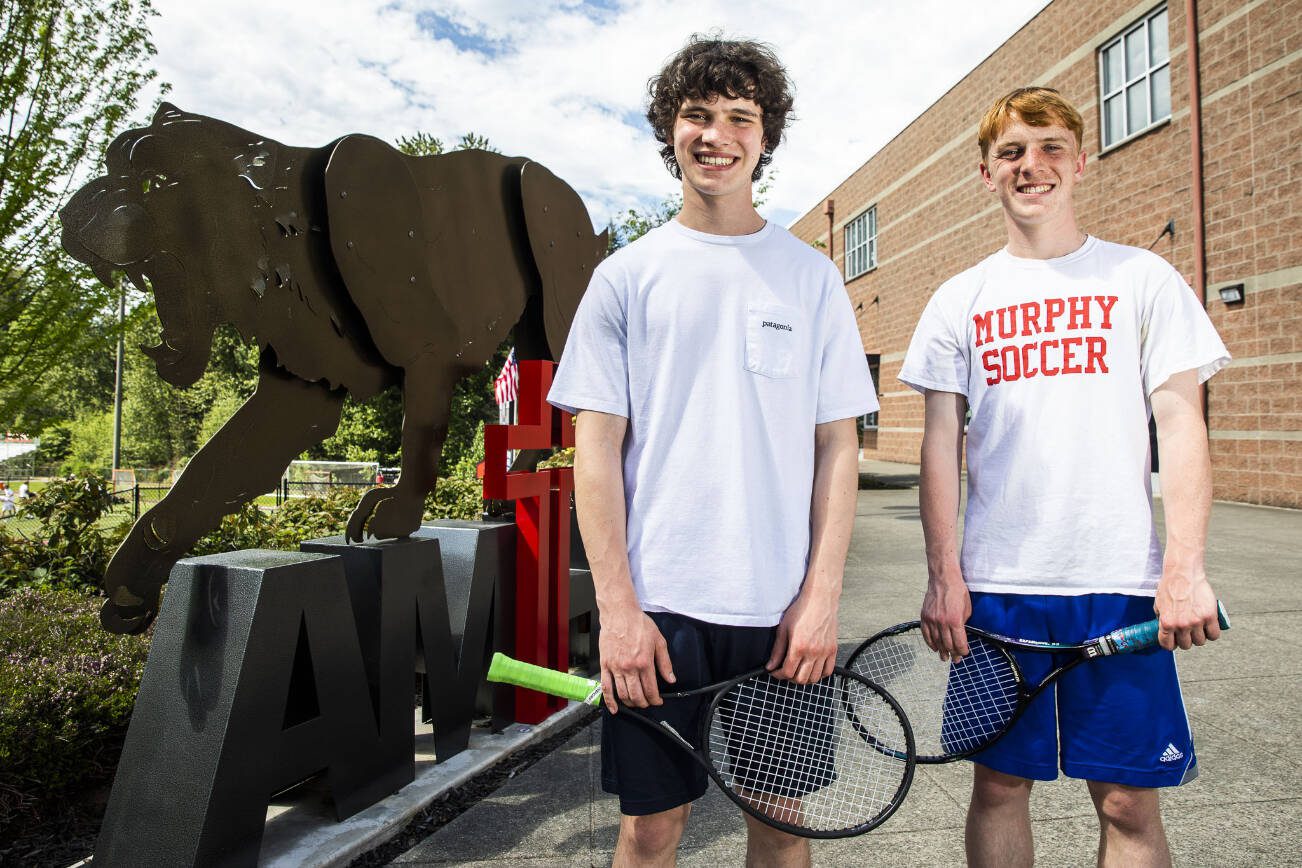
745 304 803 379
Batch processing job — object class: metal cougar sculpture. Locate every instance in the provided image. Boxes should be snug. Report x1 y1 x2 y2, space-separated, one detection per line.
60 104 606 633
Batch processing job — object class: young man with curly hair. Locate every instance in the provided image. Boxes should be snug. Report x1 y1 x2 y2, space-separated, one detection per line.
900 87 1228 867
549 35 874 867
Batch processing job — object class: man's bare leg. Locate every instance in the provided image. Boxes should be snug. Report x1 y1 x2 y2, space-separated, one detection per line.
613 804 690 868
1087 781 1171 868
967 765 1035 868
742 813 810 868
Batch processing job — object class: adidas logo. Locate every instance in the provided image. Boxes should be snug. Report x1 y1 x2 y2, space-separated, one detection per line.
1159 743 1184 763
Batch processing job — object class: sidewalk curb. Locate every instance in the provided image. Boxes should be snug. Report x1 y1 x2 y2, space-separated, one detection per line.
264 701 595 868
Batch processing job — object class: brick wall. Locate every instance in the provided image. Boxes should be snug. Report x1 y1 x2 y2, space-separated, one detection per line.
790 0 1301 507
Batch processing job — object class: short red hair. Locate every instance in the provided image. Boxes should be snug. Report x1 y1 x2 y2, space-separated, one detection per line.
978 87 1084 159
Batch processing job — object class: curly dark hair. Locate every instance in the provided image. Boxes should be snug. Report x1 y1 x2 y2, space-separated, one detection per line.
646 35 794 182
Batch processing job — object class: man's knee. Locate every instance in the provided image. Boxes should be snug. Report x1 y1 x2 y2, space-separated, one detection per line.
1088 782 1161 833
971 765 1035 810
619 805 691 857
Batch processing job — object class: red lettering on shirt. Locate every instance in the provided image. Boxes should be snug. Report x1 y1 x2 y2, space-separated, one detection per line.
1000 345 1022 381
1086 336 1109 373
1044 297 1066 333
973 310 994 347
1095 295 1118 329
1019 301 1042 336
1040 339 1060 376
996 305 1018 340
982 347 1002 385
1020 343 1039 378
1068 296 1092 329
1060 336 1083 374
969 296 1117 386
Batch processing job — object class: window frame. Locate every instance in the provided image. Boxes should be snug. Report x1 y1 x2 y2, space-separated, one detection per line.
862 353 880 429
1097 4 1172 153
843 205 877 281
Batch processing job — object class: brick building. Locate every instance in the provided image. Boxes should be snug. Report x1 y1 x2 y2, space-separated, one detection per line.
790 0 1300 508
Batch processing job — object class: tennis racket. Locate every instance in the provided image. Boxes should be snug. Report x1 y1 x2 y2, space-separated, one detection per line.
846 600 1230 763
486 652 916 838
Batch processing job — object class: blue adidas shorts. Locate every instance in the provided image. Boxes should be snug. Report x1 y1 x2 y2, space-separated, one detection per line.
600 611 778 815
966 592 1198 788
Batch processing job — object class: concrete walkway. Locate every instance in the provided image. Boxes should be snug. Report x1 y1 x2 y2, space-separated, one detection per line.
383 467 1302 867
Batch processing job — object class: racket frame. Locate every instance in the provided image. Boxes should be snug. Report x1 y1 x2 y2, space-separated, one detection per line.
846 601 1231 764
488 654 917 838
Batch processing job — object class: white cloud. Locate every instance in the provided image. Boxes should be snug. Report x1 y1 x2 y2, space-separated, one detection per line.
143 0 1050 228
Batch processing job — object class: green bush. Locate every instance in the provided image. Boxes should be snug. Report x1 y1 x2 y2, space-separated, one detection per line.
0 473 125 596
188 480 485 555
0 587 150 827
425 476 484 521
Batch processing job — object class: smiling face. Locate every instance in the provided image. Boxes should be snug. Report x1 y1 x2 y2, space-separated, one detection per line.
672 94 765 208
980 115 1086 238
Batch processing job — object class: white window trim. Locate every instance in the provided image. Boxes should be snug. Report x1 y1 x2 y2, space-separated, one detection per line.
1097 4 1171 152
844 206 877 281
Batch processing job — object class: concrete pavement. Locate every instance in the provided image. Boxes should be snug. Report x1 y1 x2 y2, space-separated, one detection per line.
382 463 1302 867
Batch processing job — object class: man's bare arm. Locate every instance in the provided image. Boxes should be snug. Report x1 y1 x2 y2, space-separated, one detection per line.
918 389 970 661
1151 370 1221 650
573 410 674 712
766 417 858 684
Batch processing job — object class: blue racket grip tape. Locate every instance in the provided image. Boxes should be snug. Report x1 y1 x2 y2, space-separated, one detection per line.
1108 600 1230 654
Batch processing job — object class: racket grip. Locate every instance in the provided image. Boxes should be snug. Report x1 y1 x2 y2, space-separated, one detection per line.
1105 599 1231 655
486 652 603 706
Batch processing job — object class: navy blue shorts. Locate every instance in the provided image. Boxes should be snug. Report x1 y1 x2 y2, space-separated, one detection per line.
966 592 1198 788
601 611 778 816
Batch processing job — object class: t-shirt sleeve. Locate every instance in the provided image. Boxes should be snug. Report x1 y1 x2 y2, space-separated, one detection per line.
816 282 876 424
547 270 630 417
898 290 969 396
1141 268 1231 396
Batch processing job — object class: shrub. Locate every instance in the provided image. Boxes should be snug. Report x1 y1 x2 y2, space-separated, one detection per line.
0 474 123 596
424 476 484 521
0 587 150 828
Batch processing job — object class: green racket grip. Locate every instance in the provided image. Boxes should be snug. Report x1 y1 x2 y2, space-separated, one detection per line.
1103 600 1231 655
486 652 603 706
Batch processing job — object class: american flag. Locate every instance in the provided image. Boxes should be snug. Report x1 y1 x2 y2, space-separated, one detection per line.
494 348 519 405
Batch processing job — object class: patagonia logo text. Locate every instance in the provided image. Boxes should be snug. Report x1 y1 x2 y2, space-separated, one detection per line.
762 320 793 332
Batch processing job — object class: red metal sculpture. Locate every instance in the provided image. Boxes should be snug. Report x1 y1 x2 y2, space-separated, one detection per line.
482 360 576 723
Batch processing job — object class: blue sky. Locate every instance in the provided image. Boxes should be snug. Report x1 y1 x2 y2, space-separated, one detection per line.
145 0 1051 230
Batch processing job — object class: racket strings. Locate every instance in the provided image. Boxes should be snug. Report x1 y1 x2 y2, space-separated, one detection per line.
850 631 1019 760
706 673 910 834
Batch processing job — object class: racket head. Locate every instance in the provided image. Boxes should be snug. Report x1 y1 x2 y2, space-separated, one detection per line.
700 667 915 838
846 622 1025 763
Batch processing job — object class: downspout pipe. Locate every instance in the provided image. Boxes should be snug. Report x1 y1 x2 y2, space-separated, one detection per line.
1186 0 1206 303
1185 0 1209 425
824 198 835 262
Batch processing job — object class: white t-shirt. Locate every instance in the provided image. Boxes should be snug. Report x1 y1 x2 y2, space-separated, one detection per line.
549 219 876 626
899 236 1229 596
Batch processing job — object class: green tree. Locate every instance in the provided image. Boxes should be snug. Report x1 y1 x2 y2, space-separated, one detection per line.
0 0 163 425
607 170 775 252
607 193 682 252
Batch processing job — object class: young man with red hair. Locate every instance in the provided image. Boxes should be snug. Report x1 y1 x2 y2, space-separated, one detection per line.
900 86 1228 867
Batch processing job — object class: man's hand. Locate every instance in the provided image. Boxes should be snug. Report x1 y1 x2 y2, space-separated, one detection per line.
920 573 971 661
766 592 838 684
597 603 675 714
1154 566 1221 650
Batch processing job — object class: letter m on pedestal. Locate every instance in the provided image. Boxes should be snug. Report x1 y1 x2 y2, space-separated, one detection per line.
483 360 574 724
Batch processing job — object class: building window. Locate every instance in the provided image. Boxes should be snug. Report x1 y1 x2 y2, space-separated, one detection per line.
844 206 877 280
863 354 880 429
1098 5 1171 150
